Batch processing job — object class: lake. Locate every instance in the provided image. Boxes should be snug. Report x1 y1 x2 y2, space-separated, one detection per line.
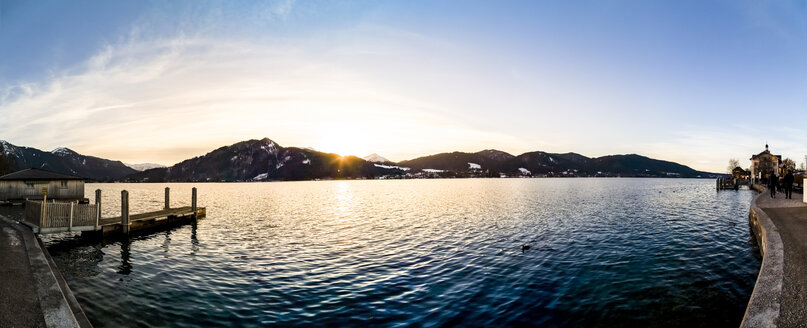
33 178 758 327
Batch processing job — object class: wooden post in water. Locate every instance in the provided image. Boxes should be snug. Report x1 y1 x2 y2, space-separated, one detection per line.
95 189 102 230
68 202 75 232
165 187 170 209
121 190 130 234
41 194 47 230
191 187 197 218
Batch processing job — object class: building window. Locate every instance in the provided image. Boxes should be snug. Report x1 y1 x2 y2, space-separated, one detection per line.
60 181 68 188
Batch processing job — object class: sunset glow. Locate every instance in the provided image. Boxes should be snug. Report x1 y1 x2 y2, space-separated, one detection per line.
2 2 807 326
314 127 370 158
1 1 805 171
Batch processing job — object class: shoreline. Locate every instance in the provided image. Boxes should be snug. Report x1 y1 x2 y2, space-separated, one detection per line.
108 176 725 184
742 191 784 327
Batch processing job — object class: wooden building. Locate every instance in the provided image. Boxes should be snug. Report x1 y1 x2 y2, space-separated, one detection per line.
732 167 751 180
0 168 86 203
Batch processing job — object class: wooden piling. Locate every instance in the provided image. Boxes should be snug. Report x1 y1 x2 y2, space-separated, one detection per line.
165 187 170 209
95 189 101 230
40 194 46 230
121 190 130 234
191 187 197 217
68 202 74 232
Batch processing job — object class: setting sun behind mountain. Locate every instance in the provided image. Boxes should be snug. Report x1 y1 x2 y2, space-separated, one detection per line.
313 128 370 158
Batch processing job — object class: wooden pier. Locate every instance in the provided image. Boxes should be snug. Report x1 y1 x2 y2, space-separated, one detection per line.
717 177 738 190
22 187 205 237
96 206 205 237
717 177 749 190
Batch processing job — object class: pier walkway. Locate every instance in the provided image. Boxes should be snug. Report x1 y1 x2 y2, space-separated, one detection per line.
754 192 807 327
99 206 200 226
0 215 89 327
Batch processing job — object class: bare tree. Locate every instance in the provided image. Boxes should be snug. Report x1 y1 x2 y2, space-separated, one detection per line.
727 158 740 174
783 158 797 172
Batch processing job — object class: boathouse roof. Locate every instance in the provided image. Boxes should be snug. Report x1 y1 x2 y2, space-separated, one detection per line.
0 168 85 181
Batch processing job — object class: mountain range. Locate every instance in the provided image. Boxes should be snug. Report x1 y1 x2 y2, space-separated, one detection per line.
397 149 707 178
125 138 398 182
0 138 721 181
0 140 136 180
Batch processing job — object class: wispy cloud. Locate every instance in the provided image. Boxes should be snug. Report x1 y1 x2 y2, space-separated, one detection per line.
0 32 523 164
3 1 806 172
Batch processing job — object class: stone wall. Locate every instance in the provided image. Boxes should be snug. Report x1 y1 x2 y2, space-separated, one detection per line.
741 193 784 327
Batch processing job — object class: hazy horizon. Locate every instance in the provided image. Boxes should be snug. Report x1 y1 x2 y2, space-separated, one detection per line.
1 1 806 171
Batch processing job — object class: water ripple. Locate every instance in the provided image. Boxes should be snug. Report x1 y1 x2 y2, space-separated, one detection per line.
38 178 758 327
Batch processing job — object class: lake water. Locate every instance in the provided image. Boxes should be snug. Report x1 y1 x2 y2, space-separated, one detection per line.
34 179 758 327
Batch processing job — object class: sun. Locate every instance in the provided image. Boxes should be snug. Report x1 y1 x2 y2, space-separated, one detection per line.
314 129 370 157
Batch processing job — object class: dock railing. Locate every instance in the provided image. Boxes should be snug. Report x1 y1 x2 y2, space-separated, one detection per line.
24 200 99 233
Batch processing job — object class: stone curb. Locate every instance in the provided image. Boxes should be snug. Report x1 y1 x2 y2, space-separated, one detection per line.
0 215 85 328
37 238 93 327
741 193 785 327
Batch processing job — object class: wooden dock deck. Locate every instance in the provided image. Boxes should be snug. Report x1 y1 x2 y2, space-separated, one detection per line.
99 206 202 226
717 177 748 190
94 206 206 237
23 187 206 237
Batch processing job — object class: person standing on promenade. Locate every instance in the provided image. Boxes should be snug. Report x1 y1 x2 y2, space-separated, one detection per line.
768 173 778 198
784 170 795 199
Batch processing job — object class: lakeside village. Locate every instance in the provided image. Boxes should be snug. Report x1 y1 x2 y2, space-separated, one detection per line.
723 144 806 192
373 165 702 179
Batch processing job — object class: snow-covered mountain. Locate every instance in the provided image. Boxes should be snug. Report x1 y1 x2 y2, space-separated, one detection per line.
125 163 167 171
51 147 79 157
0 140 137 180
363 153 391 163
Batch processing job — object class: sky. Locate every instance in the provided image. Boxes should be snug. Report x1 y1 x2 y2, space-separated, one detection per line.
0 0 806 172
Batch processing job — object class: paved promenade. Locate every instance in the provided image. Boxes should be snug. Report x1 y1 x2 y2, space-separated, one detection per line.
0 215 88 327
0 216 48 327
756 190 807 327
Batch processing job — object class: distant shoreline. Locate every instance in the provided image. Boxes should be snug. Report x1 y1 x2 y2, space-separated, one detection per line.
98 175 725 184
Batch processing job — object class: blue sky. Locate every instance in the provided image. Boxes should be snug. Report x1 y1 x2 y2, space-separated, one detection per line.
1 0 805 171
